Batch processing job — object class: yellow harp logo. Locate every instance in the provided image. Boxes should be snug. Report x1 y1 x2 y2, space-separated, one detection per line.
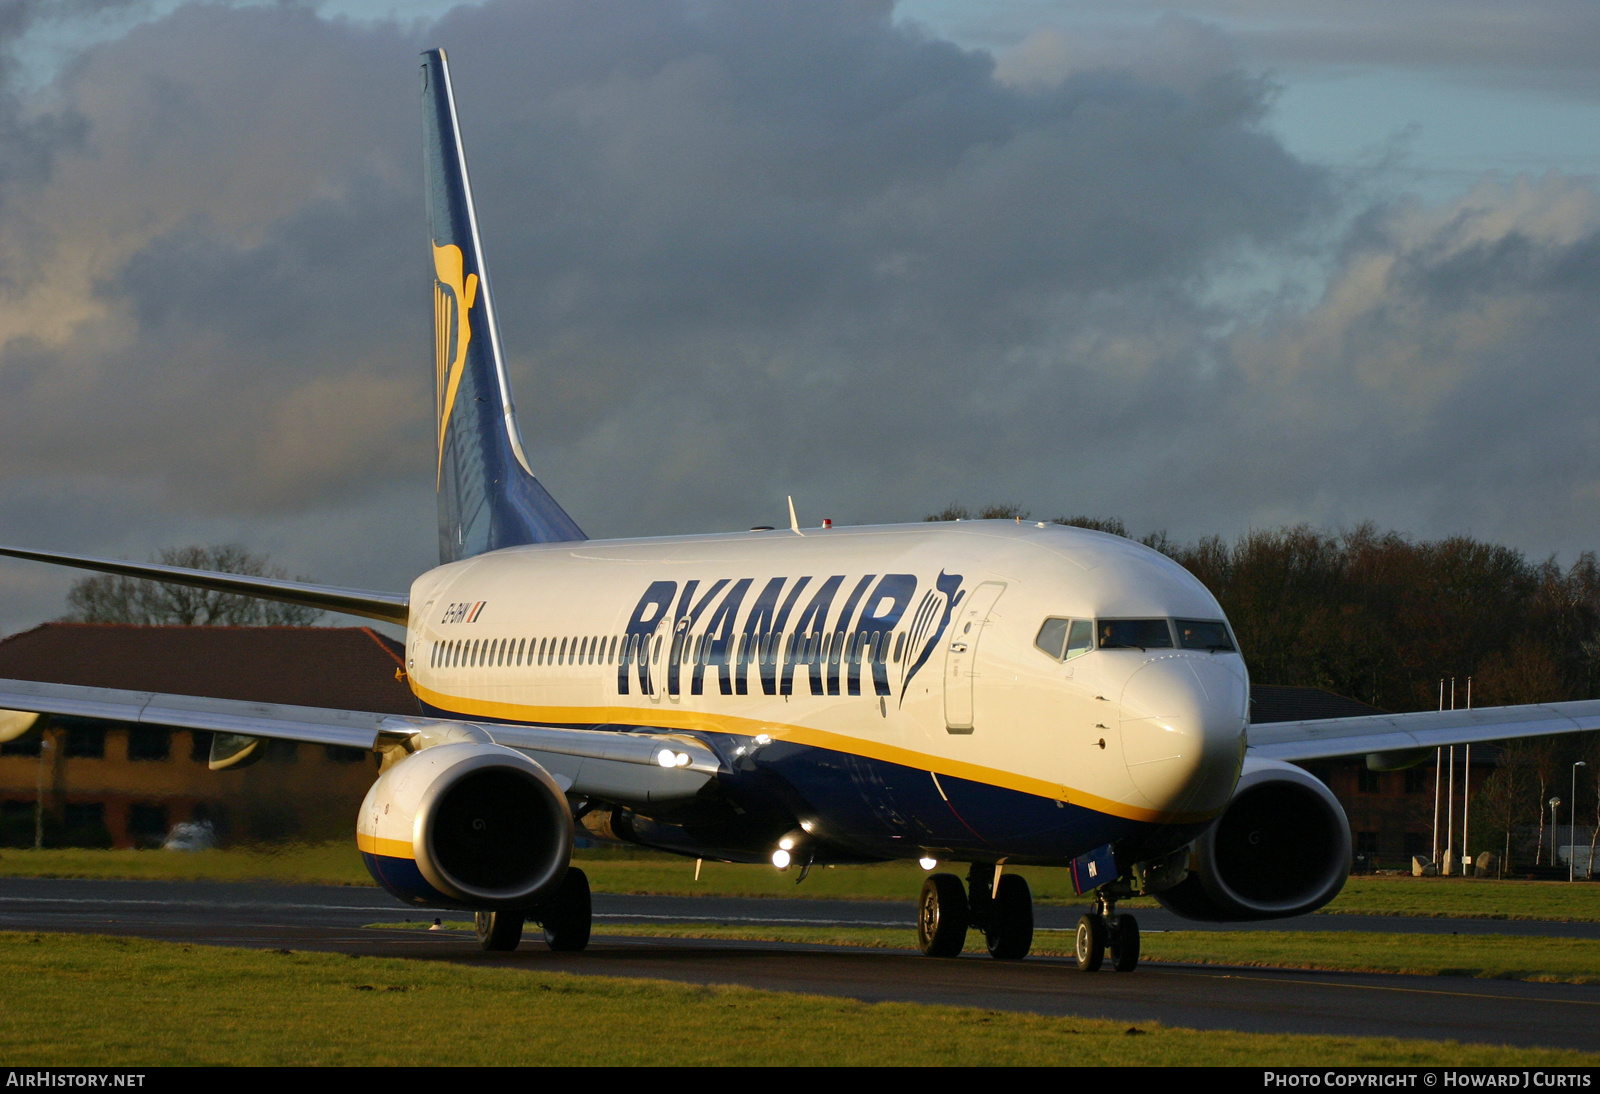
432 240 479 484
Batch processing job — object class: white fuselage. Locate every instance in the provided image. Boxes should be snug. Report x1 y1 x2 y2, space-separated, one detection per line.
399 520 1248 859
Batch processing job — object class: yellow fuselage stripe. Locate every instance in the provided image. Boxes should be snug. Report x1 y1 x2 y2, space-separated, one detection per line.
408 681 1217 826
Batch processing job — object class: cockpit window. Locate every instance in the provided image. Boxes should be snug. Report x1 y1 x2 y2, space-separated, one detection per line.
1098 619 1174 650
1035 618 1069 659
1064 620 1093 659
1176 619 1234 651
1035 618 1097 662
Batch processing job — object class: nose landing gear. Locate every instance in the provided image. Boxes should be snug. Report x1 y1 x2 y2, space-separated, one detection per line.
1075 889 1140 972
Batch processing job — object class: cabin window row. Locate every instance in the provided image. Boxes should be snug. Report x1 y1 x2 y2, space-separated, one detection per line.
428 628 912 671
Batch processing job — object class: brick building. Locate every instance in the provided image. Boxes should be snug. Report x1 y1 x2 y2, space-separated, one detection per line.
1252 684 1497 869
0 624 421 847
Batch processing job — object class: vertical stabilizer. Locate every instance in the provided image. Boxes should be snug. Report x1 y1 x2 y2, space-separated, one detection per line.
422 48 585 563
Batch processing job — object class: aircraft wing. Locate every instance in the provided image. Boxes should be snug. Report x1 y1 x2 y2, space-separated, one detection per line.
0 544 409 627
1247 699 1600 765
0 677 718 808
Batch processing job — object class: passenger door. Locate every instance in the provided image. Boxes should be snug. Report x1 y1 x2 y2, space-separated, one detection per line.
943 582 1006 733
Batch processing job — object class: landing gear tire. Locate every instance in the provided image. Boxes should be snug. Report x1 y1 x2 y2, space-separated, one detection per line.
540 867 592 953
475 910 524 952
1074 913 1106 972
984 874 1034 960
917 873 969 957
1109 913 1140 972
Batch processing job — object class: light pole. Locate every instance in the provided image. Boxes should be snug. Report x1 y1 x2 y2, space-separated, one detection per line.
33 733 52 851
1550 797 1562 873
1573 762 1588 882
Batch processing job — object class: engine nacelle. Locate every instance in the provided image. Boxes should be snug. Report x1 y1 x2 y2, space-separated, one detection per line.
1154 757 1351 921
357 742 574 910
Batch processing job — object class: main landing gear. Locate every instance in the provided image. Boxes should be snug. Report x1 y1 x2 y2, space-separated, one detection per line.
474 866 592 953
917 864 1034 960
1074 889 1139 973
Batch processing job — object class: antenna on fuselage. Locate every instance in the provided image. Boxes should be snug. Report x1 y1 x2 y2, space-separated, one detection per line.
787 496 804 536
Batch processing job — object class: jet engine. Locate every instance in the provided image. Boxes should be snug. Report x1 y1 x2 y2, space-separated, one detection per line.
357 741 574 910
1153 757 1351 921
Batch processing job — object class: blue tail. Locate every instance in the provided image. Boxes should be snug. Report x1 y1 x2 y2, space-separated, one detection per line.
422 48 585 564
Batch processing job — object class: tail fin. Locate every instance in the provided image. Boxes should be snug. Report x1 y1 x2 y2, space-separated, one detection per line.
422 48 585 564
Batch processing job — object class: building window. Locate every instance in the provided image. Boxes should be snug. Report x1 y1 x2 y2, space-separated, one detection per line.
0 733 41 757
1358 768 1382 794
264 739 299 763
127 803 169 847
191 731 213 763
1404 767 1429 794
324 745 366 764
127 727 171 761
1356 831 1379 854
62 720 106 759
2 799 35 845
62 801 111 847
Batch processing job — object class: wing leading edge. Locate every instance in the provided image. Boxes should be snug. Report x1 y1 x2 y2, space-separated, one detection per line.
0 677 718 809
1248 699 1600 766
0 544 409 627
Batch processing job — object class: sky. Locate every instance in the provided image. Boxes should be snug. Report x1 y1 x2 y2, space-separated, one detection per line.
0 0 1598 635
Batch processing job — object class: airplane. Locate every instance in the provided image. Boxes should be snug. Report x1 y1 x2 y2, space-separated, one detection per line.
4 48 1599 972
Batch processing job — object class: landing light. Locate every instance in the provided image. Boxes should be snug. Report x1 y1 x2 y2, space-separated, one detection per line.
772 849 792 869
919 856 937 870
778 836 796 851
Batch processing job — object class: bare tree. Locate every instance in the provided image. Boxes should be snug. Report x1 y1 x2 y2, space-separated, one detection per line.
1526 736 1561 864
1475 740 1531 876
926 503 1032 522
61 545 322 627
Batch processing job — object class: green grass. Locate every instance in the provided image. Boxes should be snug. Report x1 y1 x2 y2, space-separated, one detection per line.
394 920 1600 985
1323 876 1600 921
0 843 373 885
4 932 1594 1066
5 845 1597 922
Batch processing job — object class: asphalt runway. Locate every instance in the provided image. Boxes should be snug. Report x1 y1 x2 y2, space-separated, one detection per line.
3 877 1599 1052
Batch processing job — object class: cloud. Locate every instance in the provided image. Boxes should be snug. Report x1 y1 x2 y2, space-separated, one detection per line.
0 0 1596 636
1202 175 1600 546
974 2 1600 86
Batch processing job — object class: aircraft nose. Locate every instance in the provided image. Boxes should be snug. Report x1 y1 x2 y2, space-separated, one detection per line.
1118 657 1247 815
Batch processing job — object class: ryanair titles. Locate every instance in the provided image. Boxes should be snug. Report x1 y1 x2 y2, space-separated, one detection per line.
615 571 966 703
